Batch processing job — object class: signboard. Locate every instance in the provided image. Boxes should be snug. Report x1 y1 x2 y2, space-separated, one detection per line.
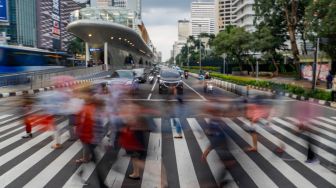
302 64 330 81
0 0 8 22
52 0 61 49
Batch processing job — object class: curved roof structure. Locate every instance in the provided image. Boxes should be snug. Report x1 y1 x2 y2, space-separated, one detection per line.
66 7 153 58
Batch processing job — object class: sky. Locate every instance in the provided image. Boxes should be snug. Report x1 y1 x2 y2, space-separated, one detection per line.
142 0 194 61
74 0 205 61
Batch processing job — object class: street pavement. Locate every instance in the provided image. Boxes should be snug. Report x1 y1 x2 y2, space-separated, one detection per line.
0 76 335 188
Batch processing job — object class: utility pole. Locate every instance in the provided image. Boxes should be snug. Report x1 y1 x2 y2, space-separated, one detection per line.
199 24 202 72
312 37 320 90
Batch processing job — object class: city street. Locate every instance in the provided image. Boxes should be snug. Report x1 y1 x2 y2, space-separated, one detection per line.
0 76 335 188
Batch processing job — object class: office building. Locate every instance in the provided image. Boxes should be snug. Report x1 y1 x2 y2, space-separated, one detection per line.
112 0 126 7
178 19 190 42
0 0 37 47
215 0 236 33
190 1 215 37
231 0 255 32
37 0 81 51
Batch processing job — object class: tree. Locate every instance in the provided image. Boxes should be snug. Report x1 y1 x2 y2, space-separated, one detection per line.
305 0 336 74
212 27 252 71
67 37 84 56
254 0 311 78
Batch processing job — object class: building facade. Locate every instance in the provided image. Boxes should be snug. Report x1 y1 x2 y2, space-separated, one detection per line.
0 0 37 46
215 0 236 33
231 0 255 32
37 0 81 51
190 1 215 37
178 19 190 41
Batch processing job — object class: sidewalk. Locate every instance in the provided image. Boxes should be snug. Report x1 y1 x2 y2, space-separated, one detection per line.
256 76 328 91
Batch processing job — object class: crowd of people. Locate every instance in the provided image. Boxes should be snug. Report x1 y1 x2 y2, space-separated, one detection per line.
17 74 330 187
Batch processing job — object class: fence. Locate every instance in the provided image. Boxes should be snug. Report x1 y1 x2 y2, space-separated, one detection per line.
0 65 104 90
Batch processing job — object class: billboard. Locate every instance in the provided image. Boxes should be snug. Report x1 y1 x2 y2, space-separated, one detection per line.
0 0 8 22
302 64 330 81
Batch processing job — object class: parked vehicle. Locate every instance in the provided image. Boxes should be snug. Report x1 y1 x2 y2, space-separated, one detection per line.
158 69 183 94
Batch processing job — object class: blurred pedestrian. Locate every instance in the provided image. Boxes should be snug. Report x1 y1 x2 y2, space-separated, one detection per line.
75 97 107 187
22 96 35 138
326 71 333 89
245 96 271 152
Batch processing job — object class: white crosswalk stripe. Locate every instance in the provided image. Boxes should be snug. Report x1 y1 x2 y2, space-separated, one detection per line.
170 118 200 188
0 116 335 187
223 118 315 188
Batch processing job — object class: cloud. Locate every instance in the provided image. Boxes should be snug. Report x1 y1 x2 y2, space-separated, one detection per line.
143 7 189 61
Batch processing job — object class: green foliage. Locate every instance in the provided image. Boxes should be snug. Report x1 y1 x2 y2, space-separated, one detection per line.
305 0 336 62
183 66 220 72
67 37 84 55
190 71 331 101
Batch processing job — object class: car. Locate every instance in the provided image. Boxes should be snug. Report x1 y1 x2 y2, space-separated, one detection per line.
132 68 147 83
108 69 139 92
158 69 183 94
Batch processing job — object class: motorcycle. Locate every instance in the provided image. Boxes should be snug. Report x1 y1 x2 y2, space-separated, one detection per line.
148 74 155 84
184 72 189 79
203 80 214 93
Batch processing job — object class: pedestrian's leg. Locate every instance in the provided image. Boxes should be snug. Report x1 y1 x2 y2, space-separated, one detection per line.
174 118 182 138
68 115 76 140
22 120 33 138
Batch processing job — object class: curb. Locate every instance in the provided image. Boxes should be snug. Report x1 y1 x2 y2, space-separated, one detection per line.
0 76 106 98
189 72 336 109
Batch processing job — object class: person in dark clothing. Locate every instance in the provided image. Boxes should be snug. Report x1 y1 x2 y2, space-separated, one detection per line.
326 71 333 89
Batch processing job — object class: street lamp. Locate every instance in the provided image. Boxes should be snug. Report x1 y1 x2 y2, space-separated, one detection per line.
187 41 191 69
222 53 227 74
199 24 202 72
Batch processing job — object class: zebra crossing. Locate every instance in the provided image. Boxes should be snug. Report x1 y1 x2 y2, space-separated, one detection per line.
0 115 336 187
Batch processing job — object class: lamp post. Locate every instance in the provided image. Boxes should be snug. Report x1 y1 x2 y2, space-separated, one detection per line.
187 41 190 69
199 24 202 72
222 53 227 74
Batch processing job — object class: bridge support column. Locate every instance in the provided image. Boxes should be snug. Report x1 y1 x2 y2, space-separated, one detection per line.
85 42 89 67
104 42 108 70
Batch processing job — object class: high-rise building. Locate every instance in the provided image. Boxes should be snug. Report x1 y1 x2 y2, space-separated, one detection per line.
127 0 141 19
215 0 236 33
0 0 37 47
231 0 255 32
36 0 81 51
178 19 190 41
190 1 215 37
112 0 126 7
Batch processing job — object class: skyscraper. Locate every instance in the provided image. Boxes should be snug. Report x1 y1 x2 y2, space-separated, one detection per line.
178 19 190 41
232 0 255 32
190 1 215 37
215 0 236 34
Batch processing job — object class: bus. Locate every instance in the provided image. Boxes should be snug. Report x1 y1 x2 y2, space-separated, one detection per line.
0 45 72 73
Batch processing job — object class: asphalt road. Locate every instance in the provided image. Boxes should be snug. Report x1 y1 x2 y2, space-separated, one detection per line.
0 75 335 188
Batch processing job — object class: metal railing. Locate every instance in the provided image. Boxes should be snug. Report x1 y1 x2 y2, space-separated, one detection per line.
0 65 105 90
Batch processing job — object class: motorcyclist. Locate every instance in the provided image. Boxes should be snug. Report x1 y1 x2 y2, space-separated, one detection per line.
184 70 189 79
203 72 212 93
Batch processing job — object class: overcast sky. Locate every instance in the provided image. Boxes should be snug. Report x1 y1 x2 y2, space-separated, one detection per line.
142 0 195 61
74 0 206 61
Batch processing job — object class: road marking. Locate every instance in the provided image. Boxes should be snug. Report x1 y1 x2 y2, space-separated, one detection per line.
237 117 336 186
187 118 238 188
275 117 336 149
183 81 207 101
170 118 200 188
0 114 12 120
104 149 130 188
259 118 335 165
222 118 315 188
0 126 23 139
147 93 152 100
23 141 82 188
317 117 336 125
122 99 206 102
0 120 68 166
141 118 163 188
310 119 336 131
0 132 70 187
151 79 157 92
63 141 107 188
